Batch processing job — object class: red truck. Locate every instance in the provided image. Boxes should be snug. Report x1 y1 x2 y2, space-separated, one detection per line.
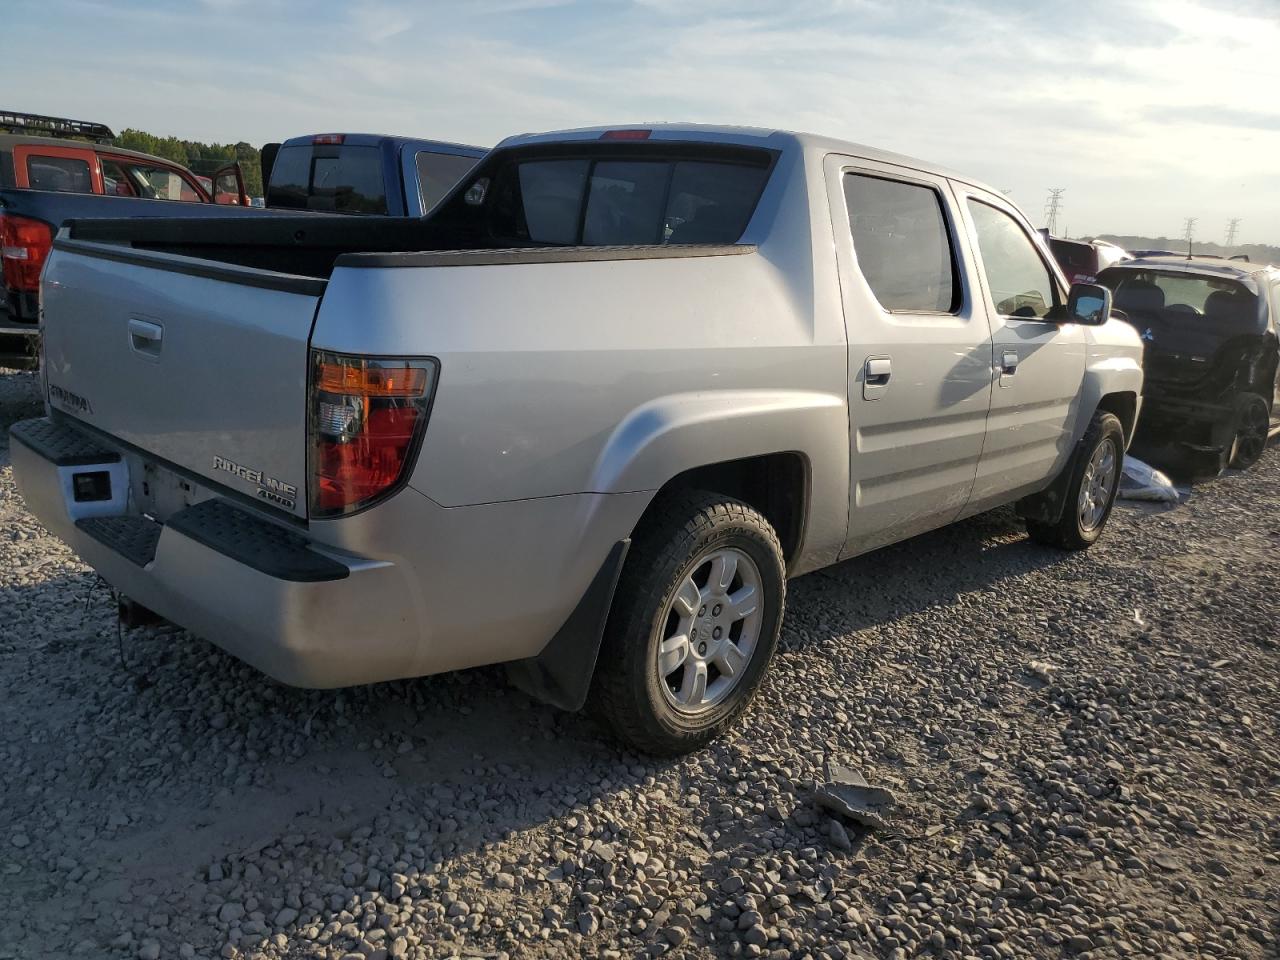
1 111 251 367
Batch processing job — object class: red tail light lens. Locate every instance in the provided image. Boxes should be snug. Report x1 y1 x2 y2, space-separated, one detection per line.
312 134 345 145
309 351 438 518
0 214 53 292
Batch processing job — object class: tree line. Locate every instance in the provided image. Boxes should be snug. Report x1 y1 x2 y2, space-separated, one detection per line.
1095 234 1279 267
111 129 264 197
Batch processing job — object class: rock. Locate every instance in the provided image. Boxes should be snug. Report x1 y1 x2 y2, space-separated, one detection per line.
579 912 599 935
10 834 29 849
493 872 516 890
743 923 769 946
275 906 298 927
218 902 245 924
137 942 160 960
828 819 853 851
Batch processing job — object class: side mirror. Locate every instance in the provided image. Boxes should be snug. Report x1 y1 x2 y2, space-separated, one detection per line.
1065 282 1112 325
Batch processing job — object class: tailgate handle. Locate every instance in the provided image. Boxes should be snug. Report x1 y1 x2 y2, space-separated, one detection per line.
128 318 163 358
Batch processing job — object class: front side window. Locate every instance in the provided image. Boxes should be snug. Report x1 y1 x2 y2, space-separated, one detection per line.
100 158 136 197
844 173 958 313
121 161 202 202
968 200 1059 319
25 155 92 193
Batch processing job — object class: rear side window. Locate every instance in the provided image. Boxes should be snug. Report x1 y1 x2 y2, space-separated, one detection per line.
415 151 479 213
26 155 92 193
491 155 771 246
268 144 387 214
844 173 958 313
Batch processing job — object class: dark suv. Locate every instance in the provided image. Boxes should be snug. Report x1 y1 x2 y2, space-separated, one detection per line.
1098 256 1279 472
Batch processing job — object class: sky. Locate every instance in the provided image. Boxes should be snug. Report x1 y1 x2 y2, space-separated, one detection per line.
5 0 1279 243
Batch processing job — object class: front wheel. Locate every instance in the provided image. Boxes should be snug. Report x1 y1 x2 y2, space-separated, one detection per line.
589 491 786 756
1027 411 1124 550
1228 392 1271 470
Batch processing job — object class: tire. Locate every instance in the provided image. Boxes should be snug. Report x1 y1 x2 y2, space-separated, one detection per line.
1027 411 1124 551
1228 392 1271 470
589 490 786 756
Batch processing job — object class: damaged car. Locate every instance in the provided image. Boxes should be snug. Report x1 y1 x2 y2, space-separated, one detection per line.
1098 256 1279 472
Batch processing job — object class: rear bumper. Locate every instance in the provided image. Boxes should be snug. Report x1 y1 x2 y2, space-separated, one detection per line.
1135 388 1235 452
10 416 649 689
9 419 413 687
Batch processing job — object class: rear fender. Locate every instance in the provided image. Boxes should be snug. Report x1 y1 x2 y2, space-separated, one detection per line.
590 389 849 573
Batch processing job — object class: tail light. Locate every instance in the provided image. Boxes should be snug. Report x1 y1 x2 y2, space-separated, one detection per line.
0 214 53 292
312 134 345 145
308 350 438 518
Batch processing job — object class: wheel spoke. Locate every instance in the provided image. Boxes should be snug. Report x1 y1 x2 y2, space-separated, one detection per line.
673 576 702 618
727 584 758 620
678 660 708 705
708 552 738 594
714 641 748 679
658 633 690 678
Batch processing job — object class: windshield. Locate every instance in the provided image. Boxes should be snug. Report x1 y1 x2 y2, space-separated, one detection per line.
1099 269 1259 325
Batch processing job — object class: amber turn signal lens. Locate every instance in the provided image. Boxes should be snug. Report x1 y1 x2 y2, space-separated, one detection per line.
315 361 430 397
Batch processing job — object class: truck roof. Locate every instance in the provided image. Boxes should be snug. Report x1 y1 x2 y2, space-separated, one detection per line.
0 133 191 167
278 133 486 157
497 123 1004 196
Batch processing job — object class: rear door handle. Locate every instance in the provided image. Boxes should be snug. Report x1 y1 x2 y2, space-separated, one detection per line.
862 356 892 400
128 318 163 359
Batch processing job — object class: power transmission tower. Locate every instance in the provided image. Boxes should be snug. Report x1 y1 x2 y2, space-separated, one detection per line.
1182 217 1198 256
1225 218 1241 247
1044 189 1066 235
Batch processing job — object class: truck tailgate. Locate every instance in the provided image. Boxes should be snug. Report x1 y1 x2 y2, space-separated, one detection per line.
41 239 324 519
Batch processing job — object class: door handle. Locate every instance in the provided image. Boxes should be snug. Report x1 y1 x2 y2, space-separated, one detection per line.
128 318 163 358
862 356 892 400
865 357 892 384
1000 350 1018 374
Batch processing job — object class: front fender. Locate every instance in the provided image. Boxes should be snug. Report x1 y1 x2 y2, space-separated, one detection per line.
1082 320 1144 439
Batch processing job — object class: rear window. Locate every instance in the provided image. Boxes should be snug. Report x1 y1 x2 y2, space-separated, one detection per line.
1049 239 1096 273
26 156 92 193
415 151 479 213
486 153 771 246
267 144 387 214
1099 269 1259 324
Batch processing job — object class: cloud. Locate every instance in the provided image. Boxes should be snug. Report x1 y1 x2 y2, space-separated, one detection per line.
3 0 1277 239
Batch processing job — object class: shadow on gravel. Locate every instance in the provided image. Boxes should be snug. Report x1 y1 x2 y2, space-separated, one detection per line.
785 505 1073 642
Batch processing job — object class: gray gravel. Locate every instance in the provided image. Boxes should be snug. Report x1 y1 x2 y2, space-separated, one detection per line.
1 366 1277 960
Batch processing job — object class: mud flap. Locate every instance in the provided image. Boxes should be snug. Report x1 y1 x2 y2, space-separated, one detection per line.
1015 436 1089 525
504 539 630 712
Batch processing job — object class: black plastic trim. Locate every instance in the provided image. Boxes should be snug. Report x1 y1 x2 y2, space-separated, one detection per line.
9 417 121 466
504 539 630 712
336 243 756 269
166 499 348 582
76 515 161 567
51 236 328 297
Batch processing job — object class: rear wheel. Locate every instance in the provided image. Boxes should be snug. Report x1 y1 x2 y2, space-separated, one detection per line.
1228 392 1271 470
590 491 785 756
1027 411 1124 550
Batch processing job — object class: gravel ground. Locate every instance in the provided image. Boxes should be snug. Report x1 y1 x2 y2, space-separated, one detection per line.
1 366 1277 960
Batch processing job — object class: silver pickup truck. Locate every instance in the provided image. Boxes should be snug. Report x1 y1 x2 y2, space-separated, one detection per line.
11 124 1143 754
